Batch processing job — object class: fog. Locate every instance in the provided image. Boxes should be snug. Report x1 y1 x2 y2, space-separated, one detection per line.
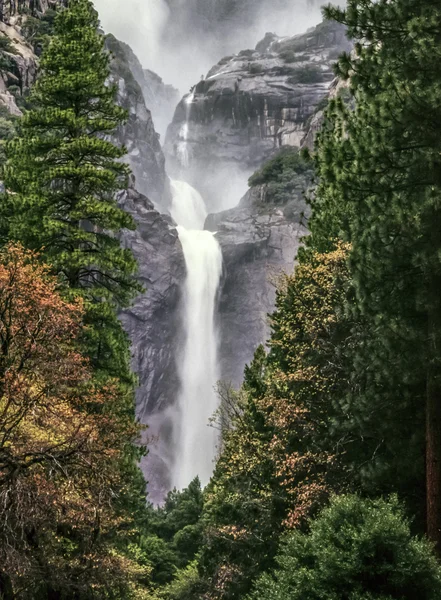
93 0 325 94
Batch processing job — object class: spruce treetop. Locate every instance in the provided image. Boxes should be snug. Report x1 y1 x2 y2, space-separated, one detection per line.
3 0 139 309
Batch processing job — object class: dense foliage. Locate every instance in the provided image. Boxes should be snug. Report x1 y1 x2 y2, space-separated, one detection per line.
1 0 441 598
0 2 150 598
159 0 441 598
248 148 312 208
250 495 441 600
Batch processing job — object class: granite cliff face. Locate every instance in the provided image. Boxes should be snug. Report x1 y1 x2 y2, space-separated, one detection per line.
206 172 310 386
118 188 185 503
165 19 349 209
106 34 171 207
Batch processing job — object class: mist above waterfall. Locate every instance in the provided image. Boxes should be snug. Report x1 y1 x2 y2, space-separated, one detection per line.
93 0 325 93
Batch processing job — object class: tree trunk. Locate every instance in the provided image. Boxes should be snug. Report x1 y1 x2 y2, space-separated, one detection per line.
426 275 441 553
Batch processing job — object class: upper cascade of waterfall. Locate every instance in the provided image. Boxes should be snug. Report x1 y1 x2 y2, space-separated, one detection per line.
170 179 207 230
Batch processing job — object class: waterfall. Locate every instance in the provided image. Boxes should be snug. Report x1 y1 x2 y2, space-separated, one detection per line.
176 92 195 169
170 180 206 230
170 180 223 490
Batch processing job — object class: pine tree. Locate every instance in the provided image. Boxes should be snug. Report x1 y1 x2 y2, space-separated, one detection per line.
311 0 441 547
1 0 141 382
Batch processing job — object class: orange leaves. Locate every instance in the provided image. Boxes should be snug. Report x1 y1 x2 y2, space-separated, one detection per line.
0 243 140 589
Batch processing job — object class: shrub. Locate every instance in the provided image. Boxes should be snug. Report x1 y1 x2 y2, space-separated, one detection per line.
249 495 441 600
249 62 264 74
248 148 312 207
287 65 325 85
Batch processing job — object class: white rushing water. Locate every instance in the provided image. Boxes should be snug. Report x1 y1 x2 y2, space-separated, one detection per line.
176 92 195 169
170 180 223 489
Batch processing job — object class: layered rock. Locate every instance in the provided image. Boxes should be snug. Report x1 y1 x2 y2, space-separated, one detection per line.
165 19 350 210
118 187 185 503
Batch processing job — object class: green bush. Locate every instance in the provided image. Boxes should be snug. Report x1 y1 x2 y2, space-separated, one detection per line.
249 495 441 600
140 536 178 586
0 36 15 72
249 62 264 74
0 35 16 54
21 10 57 53
173 524 203 567
155 561 206 600
248 148 312 207
287 65 325 85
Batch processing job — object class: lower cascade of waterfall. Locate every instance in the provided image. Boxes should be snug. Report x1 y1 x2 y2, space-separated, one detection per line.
170 180 223 490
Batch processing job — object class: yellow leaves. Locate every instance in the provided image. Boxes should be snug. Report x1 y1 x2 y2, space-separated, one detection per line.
0 243 141 589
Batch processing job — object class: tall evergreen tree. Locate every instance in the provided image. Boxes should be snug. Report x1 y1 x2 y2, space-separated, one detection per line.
1 0 140 383
0 3 153 596
311 0 441 547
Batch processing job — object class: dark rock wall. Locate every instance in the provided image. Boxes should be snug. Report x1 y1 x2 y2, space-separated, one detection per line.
207 187 308 386
118 188 185 503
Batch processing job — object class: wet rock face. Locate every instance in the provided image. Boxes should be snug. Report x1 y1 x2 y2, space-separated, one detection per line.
106 35 171 208
206 190 308 386
118 187 186 503
165 20 350 210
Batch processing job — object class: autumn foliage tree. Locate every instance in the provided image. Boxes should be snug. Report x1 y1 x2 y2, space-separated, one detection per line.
197 244 356 599
0 244 149 599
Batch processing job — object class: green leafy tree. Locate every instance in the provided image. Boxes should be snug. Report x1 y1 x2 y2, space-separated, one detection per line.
0 3 153 597
198 245 356 599
249 495 441 600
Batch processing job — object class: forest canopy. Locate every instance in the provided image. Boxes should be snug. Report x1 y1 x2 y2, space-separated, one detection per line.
1 0 441 598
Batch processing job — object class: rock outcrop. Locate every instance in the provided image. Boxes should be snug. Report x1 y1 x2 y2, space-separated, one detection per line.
0 0 63 21
165 20 350 209
141 69 180 141
0 18 39 115
108 35 179 141
106 34 171 207
206 185 308 386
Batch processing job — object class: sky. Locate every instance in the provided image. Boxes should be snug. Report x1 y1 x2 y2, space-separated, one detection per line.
92 0 325 93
